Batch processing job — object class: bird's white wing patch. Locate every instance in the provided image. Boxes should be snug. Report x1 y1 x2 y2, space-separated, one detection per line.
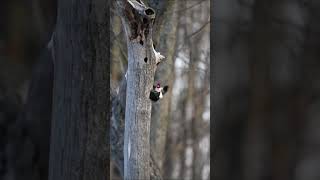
159 92 163 99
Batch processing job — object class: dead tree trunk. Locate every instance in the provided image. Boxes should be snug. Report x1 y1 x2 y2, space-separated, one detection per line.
48 0 109 179
116 0 163 179
111 77 162 180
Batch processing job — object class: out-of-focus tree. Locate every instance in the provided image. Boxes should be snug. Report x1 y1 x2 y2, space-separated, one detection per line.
0 0 56 179
214 0 320 180
47 0 110 179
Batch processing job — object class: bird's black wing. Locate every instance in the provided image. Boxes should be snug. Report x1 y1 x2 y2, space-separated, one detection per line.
162 86 169 94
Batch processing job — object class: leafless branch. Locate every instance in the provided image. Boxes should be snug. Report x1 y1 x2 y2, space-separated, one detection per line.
186 20 210 39
173 0 208 14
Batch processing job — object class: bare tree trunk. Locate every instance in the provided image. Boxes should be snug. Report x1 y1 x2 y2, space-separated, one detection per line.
48 0 110 179
190 25 208 180
185 5 198 179
111 76 162 180
243 1 277 179
116 0 164 179
111 12 127 83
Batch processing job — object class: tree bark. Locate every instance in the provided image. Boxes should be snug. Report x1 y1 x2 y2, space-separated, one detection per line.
116 0 161 179
48 0 109 179
111 77 162 180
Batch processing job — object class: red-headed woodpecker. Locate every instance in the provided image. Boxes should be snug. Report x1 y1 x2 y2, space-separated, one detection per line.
149 82 169 102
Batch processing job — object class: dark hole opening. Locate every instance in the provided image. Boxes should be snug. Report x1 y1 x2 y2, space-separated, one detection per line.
145 8 154 15
144 29 149 35
140 40 144 45
143 18 148 24
144 57 148 62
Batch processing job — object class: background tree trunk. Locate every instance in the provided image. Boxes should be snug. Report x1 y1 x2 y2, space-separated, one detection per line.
149 0 178 174
243 1 274 179
48 0 110 179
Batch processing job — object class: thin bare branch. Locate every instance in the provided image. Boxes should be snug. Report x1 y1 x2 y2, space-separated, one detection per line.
173 0 208 14
186 21 210 39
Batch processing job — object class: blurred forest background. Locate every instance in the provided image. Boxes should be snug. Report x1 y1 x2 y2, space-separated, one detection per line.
0 0 56 180
111 0 210 179
213 0 320 180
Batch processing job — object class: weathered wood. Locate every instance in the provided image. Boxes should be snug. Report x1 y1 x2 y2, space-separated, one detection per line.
111 76 162 180
116 0 162 179
48 0 109 179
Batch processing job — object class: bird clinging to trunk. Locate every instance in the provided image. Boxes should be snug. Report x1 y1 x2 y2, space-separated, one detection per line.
149 82 168 102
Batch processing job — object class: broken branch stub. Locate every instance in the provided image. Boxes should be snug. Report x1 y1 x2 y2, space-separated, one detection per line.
118 0 155 38
116 0 161 65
